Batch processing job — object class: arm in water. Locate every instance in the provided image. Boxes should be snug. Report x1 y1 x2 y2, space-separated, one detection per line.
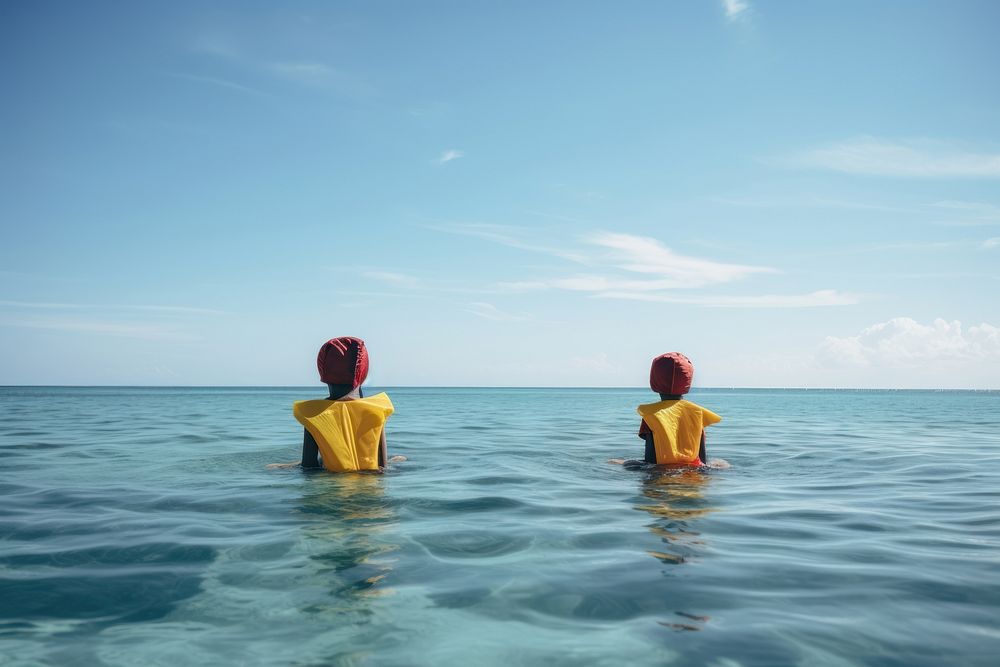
265 429 319 469
302 428 321 468
383 429 406 464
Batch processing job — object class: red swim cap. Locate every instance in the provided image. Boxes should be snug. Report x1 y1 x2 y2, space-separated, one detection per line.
649 352 694 395
317 337 369 388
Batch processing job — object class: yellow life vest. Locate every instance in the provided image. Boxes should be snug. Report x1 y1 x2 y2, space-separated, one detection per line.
637 399 721 465
293 393 394 472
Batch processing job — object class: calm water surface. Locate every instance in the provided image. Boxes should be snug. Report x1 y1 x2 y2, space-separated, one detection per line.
2 387 999 666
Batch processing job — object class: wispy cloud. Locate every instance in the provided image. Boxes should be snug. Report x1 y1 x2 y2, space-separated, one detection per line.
436 226 773 287
268 61 332 82
434 225 849 308
524 210 591 224
266 61 373 97
931 200 1000 226
588 232 774 288
361 271 421 288
499 275 675 293
436 149 465 165
549 183 604 201
0 300 226 315
501 272 779 294
330 288 434 301
188 29 370 98
818 318 1000 367
429 222 588 263
717 194 918 214
783 137 1000 179
723 0 750 21
465 302 528 322
984 238 1000 249
0 301 221 340
191 31 243 60
595 289 859 308
166 72 272 98
570 352 616 372
2 318 194 340
845 240 965 253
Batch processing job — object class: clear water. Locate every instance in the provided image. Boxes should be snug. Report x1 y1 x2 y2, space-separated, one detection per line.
2 387 999 666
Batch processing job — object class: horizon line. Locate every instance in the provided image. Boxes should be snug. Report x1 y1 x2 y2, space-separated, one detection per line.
1 384 997 392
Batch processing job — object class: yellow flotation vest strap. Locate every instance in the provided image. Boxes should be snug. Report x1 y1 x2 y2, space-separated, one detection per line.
637 399 721 465
293 392 394 472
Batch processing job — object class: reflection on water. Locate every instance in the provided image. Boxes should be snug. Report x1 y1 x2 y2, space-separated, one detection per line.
634 467 716 632
4 387 1000 666
636 468 714 561
297 473 399 604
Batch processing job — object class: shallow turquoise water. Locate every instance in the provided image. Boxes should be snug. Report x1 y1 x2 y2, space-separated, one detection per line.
2 387 999 666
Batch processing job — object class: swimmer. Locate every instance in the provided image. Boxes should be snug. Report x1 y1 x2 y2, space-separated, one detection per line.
268 336 405 472
610 352 726 468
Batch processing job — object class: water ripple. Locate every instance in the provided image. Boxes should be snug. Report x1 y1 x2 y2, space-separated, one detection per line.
1 387 999 666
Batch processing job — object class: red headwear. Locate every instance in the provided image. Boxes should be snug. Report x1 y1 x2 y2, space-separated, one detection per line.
649 352 694 395
317 337 369 388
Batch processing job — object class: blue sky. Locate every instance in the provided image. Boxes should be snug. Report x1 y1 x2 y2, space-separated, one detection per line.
1 0 998 388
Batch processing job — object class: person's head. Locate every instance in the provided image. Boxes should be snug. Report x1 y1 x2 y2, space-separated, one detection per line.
317 336 369 399
649 352 694 399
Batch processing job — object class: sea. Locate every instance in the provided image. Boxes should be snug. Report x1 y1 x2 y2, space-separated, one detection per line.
1 386 999 666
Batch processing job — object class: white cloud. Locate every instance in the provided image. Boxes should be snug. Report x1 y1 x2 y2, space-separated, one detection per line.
361 271 420 288
267 61 333 85
442 226 772 284
501 275 710 293
0 300 225 315
984 238 1000 249
570 352 616 373
818 318 1000 367
2 318 192 340
597 289 858 308
717 194 917 214
266 61 373 97
437 226 849 308
500 281 856 309
189 28 369 97
465 302 527 322
429 222 588 263
785 137 1000 178
587 232 774 288
723 0 749 20
933 200 1000 220
0 301 220 341
191 31 243 60
436 149 464 165
167 73 271 99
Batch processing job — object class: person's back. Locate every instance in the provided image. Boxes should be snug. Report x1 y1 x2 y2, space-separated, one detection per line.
636 352 721 466
271 336 401 472
294 391 393 472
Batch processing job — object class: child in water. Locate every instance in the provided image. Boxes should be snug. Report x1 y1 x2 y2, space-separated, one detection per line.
269 336 404 472
612 352 723 468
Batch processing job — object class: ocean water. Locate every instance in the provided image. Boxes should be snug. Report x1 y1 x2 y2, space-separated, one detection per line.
1 387 999 667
